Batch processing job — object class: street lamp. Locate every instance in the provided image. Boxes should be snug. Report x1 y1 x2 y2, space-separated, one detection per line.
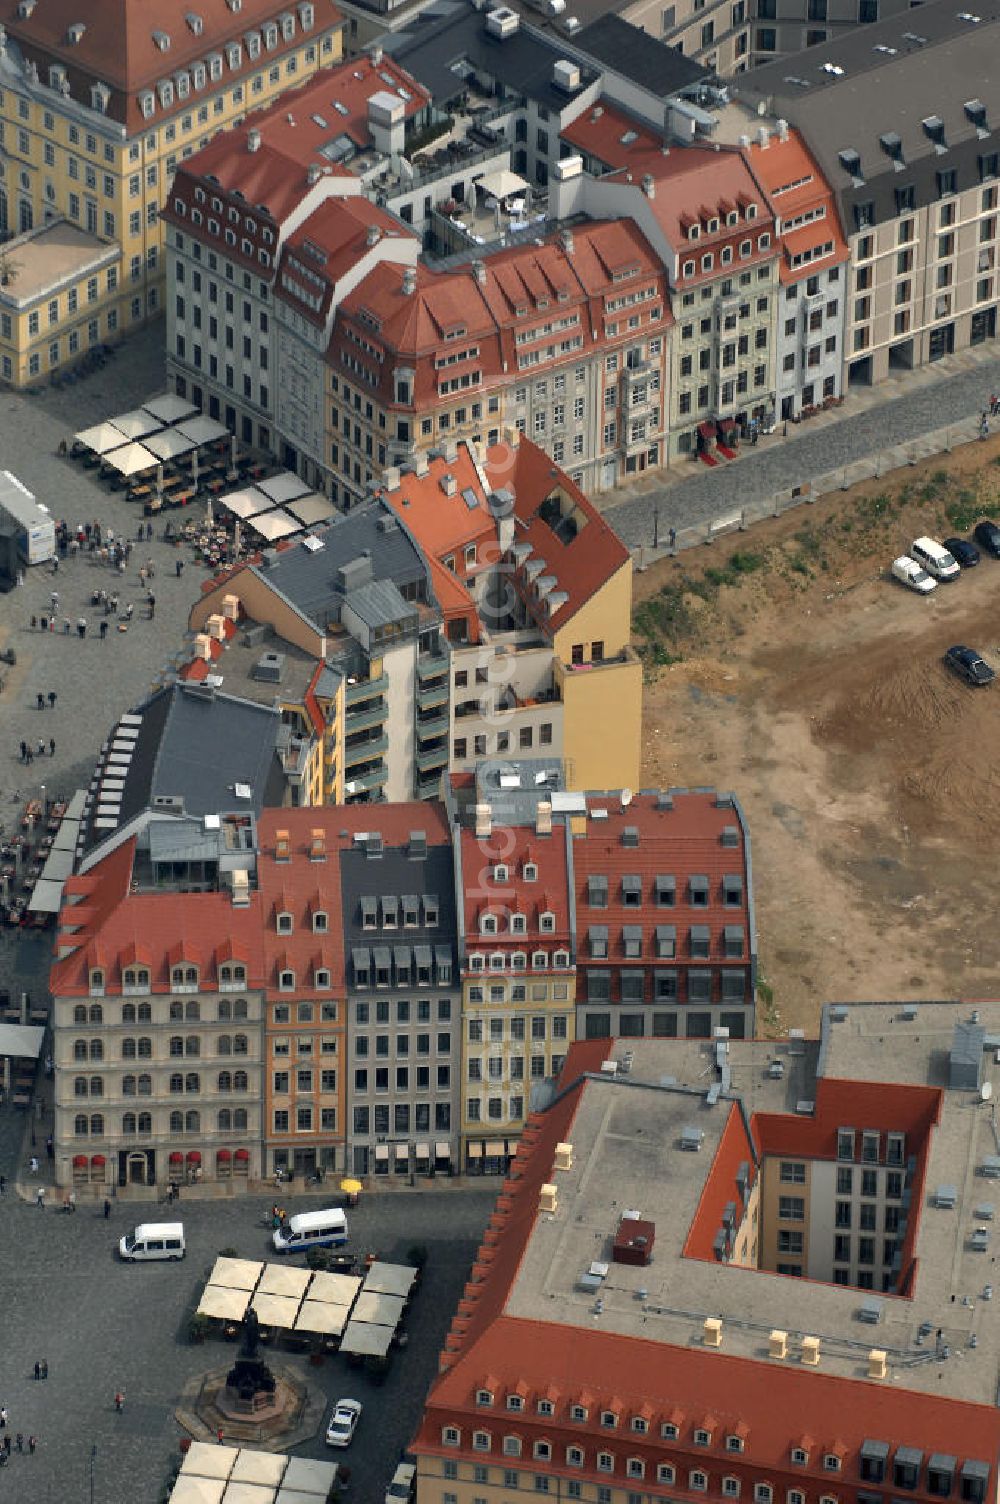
90 1444 97 1504
653 500 660 551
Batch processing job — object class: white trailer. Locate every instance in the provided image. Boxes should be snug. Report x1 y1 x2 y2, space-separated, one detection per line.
0 471 54 565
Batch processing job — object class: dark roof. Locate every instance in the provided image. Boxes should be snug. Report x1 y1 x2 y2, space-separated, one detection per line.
574 15 707 98
339 841 459 982
391 5 598 115
249 500 428 632
736 0 1000 227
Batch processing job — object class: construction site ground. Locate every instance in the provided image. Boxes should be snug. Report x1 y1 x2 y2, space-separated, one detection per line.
634 435 1000 1037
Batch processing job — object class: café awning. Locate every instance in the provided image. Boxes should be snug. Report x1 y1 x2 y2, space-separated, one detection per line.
208 1256 263 1290
250 508 300 542
75 420 130 455
196 1285 249 1321
177 414 229 447
230 1452 287 1489
144 427 196 462
352 1290 404 1327
294 1299 351 1336
112 408 162 440
340 1319 393 1357
250 1292 301 1329
0 1024 44 1059
221 488 270 520
364 1261 417 1299
287 493 337 527
104 441 158 476
257 1264 311 1299
143 393 198 425
476 167 529 201
168 1477 226 1504
307 1270 361 1305
280 1458 340 1496
257 471 311 504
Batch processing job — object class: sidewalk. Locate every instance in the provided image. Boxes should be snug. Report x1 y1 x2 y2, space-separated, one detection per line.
600 340 1000 549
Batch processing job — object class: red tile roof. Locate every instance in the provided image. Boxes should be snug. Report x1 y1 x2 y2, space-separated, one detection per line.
560 101 663 169
459 824 572 957
742 128 849 285
3 0 345 134
277 193 413 327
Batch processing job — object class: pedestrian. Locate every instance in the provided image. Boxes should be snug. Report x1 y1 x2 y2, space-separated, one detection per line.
50 591 58 611
175 558 184 578
27 1436 36 1454
47 690 56 709
0 1175 6 1195
63 617 70 634
36 740 45 760
103 1197 111 1219
36 692 45 710
217 1427 225 1445
40 1360 47 1380
19 740 27 763
981 412 990 440
49 738 55 758
36 1186 44 1208
14 1433 22 1453
2 1434 8 1456
30 615 36 630
45 1135 53 1160
0 1405 7 1428
125 602 134 621
25 746 33 765
147 592 155 621
77 617 86 638
68 1190 76 1213
138 565 147 588
114 1390 124 1412
40 615 47 633
29 1155 38 1174
147 557 154 579
100 620 108 640
33 1362 40 1381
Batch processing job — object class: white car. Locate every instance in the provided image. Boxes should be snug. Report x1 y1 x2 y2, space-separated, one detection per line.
386 1460 417 1504
325 1398 363 1448
891 556 937 594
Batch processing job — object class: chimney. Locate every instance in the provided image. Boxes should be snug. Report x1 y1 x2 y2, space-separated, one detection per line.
230 867 250 907
275 828 291 863
553 1141 573 1172
757 125 770 149
440 472 457 497
474 802 492 838
370 44 383 63
800 1336 820 1366
776 117 789 141
248 127 261 152
472 259 486 286
383 464 401 491
536 800 552 836
366 224 381 248
539 1183 558 1214
769 1329 788 1359
307 163 321 185
413 451 429 477
738 133 751 148
703 1318 723 1348
402 267 416 296
309 827 326 862
193 633 212 659
221 592 240 621
206 612 226 641
641 173 655 198
867 1349 888 1379
560 227 574 255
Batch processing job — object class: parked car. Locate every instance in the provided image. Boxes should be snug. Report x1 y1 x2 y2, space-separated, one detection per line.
325 1398 363 1448
891 556 936 593
910 536 960 580
943 645 996 686
943 537 980 568
973 520 1000 558
386 1460 417 1504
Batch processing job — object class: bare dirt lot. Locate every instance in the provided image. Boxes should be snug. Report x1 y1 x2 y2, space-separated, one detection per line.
634 439 1000 1036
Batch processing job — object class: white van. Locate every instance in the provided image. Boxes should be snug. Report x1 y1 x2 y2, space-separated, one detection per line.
119 1221 186 1262
911 536 960 581
272 1208 348 1253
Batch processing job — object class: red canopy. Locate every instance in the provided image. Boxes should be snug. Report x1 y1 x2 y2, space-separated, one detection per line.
235 1148 250 1161
216 1148 232 1161
169 1151 183 1164
91 1154 106 1166
73 1155 87 1168
186 1150 202 1163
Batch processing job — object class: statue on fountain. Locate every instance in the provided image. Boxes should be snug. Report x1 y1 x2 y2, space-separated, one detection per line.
224 1301 276 1410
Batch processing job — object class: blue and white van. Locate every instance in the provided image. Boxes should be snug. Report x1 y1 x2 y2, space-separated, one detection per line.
272 1207 348 1253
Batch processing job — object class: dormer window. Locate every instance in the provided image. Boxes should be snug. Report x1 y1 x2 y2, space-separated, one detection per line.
727 1436 745 1454
539 911 555 933
745 202 758 220
688 222 701 241
279 969 295 991
123 967 150 992
740 239 752 257
534 1442 552 1461
472 1431 491 1452
481 914 498 936
553 949 570 968
532 951 548 970
263 20 278 46
523 861 538 882
381 898 398 930
571 1405 588 1422
701 253 714 273
226 41 242 68
791 1450 808 1466
186 11 203 34
507 1394 524 1411
361 898 377 930
662 1422 679 1440
727 210 738 226
823 1456 842 1473
171 965 198 991
707 217 719 234
89 968 105 996
504 1436 522 1456
683 259 696 278
631 1417 649 1434
511 914 527 935
694 1429 712 1447
277 912 293 934
139 91 155 119
492 863 508 883
601 1411 618 1429
312 911 328 933
538 1400 554 1416
476 1389 494 1407
314 968 331 989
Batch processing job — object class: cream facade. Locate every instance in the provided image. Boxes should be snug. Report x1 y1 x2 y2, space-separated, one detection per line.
0 217 120 386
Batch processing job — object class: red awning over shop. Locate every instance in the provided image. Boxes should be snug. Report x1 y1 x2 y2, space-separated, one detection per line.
73 1155 87 1168
216 1149 232 1161
698 420 717 439
235 1148 250 1162
186 1150 202 1163
91 1154 106 1166
169 1151 183 1164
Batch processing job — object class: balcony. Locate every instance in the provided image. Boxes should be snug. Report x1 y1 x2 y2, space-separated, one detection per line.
344 702 387 735
416 743 449 774
346 673 389 706
344 735 389 767
346 766 388 793
416 654 449 684
416 712 449 741
417 679 449 712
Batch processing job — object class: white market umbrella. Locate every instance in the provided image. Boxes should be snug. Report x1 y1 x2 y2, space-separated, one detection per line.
142 393 197 426
75 421 129 455
112 409 162 440
257 472 311 505
144 427 195 462
177 415 229 447
105 442 157 477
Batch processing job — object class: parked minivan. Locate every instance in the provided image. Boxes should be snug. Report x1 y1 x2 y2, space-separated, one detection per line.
272 1208 348 1253
911 536 961 581
119 1221 186 1261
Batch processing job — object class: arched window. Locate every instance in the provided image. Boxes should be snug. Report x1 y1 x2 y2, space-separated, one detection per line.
89 1003 103 1023
185 1000 200 1020
90 1039 103 1060
218 1071 232 1092
74 1005 87 1024
169 1000 183 1020
169 1036 183 1056
218 1108 232 1131
185 1036 200 1057
122 1075 137 1096
138 1074 152 1095
185 1110 200 1132
170 1073 183 1094
169 1110 183 1132
90 1113 103 1136
122 1038 137 1059
74 1114 88 1136
137 1112 152 1135
234 999 248 1019
185 1072 200 1093
74 1076 88 1097
89 1076 103 1097
185 966 198 985
233 1070 248 1092
218 1035 232 1056
137 1002 152 1022
138 1037 152 1058
122 1112 137 1135
218 999 232 1021
122 1003 136 1024
233 1108 248 1130
74 1039 88 1061
233 1034 248 1056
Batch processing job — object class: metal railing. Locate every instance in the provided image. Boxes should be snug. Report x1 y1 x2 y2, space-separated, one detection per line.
632 414 982 568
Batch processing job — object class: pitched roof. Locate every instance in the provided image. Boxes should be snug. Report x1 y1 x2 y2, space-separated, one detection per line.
742 127 849 282
574 15 707 98
458 822 572 952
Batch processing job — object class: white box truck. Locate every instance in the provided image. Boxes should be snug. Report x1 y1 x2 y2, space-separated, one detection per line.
0 471 54 565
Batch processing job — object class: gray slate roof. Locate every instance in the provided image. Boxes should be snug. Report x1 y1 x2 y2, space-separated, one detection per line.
574 16 707 99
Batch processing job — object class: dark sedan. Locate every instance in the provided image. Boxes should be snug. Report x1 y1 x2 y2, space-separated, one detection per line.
943 645 996 686
973 520 1000 558
943 536 980 568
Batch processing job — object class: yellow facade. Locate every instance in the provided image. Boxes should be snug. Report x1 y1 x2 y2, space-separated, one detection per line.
557 650 643 794
0 218 121 387
0 22 343 346
460 973 576 1169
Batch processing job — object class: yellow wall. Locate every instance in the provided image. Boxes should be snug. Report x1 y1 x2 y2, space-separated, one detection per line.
557 650 643 793
190 572 325 656
0 245 123 387
758 1157 812 1273
552 558 634 663
0 23 344 326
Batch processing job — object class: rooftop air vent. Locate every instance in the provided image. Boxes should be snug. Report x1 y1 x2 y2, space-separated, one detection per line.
837 148 863 183
252 650 286 683
828 1004 848 1022
552 59 580 93
485 6 520 38
965 98 989 136
922 115 946 151
680 1126 704 1152
935 1185 958 1209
